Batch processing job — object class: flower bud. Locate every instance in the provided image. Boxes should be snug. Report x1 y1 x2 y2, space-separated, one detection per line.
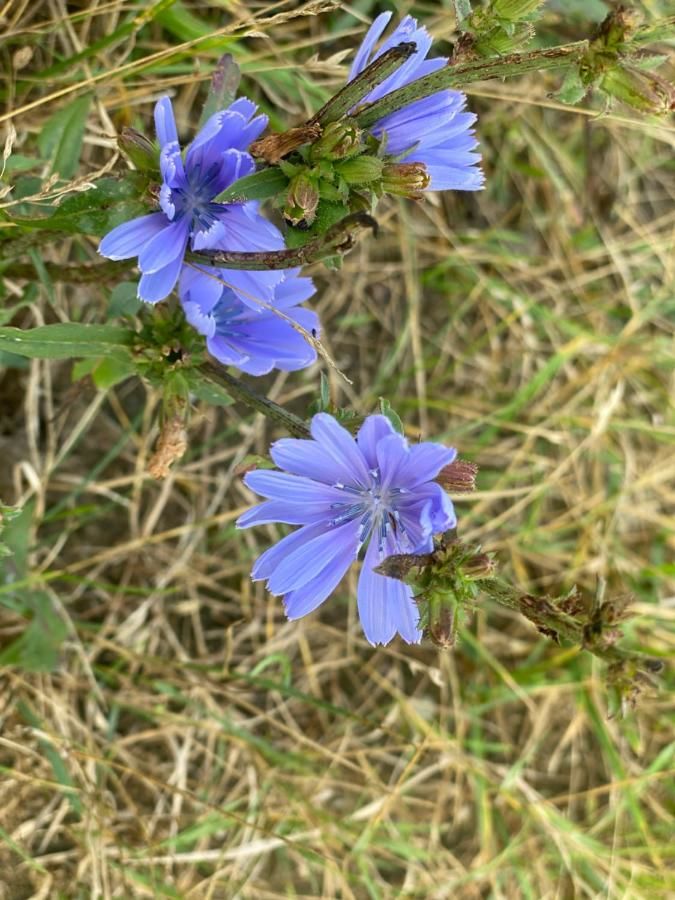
492 0 543 21
592 8 640 53
309 121 363 162
335 155 384 186
436 459 478 493
382 162 430 198
461 552 496 581
284 173 320 226
427 599 457 650
600 66 675 114
117 127 159 173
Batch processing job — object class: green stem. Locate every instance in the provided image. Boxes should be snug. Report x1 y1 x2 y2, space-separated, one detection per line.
478 577 659 671
188 211 377 271
2 214 377 280
353 41 588 129
310 42 417 126
200 361 310 438
0 258 132 282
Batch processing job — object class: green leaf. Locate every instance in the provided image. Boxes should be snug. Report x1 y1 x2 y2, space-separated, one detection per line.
0 323 136 361
53 95 92 180
199 53 241 127
236 453 276 473
630 53 669 72
185 372 233 407
0 597 67 672
554 68 588 105
92 355 136 389
548 0 608 21
71 358 97 381
320 371 330 410
453 0 473 25
0 350 29 369
0 298 33 327
285 200 346 249
215 167 289 203
378 398 404 435
17 700 82 815
1 154 43 175
0 502 23 566
37 93 93 180
10 176 148 237
108 281 142 319
0 500 34 581
632 18 675 45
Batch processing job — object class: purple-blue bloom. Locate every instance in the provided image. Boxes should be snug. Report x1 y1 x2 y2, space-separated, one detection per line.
350 13 484 192
180 266 319 375
99 96 283 303
237 413 457 645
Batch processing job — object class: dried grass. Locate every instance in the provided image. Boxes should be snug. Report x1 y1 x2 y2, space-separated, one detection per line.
0 1 673 898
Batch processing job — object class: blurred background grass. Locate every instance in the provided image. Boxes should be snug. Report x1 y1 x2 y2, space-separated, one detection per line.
0 1 674 897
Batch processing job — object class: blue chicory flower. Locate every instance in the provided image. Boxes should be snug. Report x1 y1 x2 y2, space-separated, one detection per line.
99 95 284 303
180 266 319 375
350 12 484 192
237 413 457 645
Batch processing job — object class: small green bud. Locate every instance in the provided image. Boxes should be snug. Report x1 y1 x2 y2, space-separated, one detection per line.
309 121 364 162
118 127 159 174
491 0 543 21
284 172 320 226
601 66 675 114
335 155 384 186
382 162 430 198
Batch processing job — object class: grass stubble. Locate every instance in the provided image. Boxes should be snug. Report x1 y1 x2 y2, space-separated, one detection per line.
0 0 673 897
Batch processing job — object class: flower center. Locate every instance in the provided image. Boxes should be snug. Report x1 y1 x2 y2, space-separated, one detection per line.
329 469 408 551
211 290 251 341
170 160 227 232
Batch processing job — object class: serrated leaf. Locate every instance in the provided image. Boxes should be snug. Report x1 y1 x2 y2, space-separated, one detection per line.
631 18 675 45
554 68 588 105
215 167 289 204
0 323 135 360
630 53 669 72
